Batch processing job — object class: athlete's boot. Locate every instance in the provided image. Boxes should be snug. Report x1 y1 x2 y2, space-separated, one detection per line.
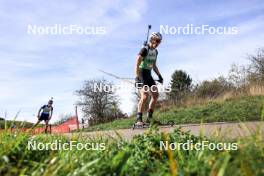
135 112 144 126
146 109 153 124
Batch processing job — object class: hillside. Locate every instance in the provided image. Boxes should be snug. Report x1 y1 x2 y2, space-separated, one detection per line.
0 120 38 129
82 96 264 132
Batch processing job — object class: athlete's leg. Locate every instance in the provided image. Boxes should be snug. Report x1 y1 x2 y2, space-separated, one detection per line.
138 86 149 112
136 86 149 124
31 120 41 129
148 85 159 119
44 120 49 133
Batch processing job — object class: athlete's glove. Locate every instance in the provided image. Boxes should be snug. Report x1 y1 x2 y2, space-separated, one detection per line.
158 74 163 84
135 76 143 88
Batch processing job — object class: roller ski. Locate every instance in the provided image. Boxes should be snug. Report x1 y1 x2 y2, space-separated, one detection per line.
132 110 175 130
146 119 175 127
132 114 150 129
132 118 175 130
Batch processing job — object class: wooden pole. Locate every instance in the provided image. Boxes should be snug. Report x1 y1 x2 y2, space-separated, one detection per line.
75 105 79 131
49 124 52 134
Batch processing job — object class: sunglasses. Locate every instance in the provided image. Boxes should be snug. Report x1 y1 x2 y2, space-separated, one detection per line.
153 38 161 44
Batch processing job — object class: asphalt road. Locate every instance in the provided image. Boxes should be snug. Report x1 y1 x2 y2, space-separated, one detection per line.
64 121 264 140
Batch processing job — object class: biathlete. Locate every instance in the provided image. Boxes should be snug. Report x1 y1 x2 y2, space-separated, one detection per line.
134 32 163 126
32 99 54 133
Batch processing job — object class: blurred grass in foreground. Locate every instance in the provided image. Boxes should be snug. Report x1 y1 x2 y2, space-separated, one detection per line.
0 123 263 176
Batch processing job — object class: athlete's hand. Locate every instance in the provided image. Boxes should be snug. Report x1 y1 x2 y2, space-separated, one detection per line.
158 75 163 84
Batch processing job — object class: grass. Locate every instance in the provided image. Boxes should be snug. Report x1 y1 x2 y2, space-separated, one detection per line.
0 111 43 130
0 124 263 176
0 120 35 129
1 95 263 175
0 120 44 130
82 95 264 132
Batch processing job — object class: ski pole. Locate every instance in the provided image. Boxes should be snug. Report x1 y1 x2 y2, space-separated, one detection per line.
98 69 134 84
143 25 151 46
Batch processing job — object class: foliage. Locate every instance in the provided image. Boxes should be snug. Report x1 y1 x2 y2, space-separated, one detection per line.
76 79 122 125
168 70 192 103
247 49 264 84
0 126 263 176
0 120 35 129
194 76 234 99
83 96 264 131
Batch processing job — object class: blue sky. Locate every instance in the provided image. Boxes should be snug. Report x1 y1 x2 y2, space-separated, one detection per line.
0 0 264 123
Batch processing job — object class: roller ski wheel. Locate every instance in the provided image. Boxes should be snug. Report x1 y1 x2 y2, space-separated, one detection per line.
132 122 149 130
149 120 175 127
167 120 175 126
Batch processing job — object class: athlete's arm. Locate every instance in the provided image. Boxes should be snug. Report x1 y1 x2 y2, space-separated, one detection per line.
153 61 161 77
37 106 43 118
135 55 143 77
135 47 148 77
153 61 163 83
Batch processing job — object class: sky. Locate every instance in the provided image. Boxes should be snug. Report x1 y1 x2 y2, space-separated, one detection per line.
0 0 264 123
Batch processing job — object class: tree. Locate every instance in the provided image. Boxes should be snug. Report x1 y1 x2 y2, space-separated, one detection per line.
195 76 233 99
76 79 121 125
228 64 248 88
247 48 264 84
168 70 192 103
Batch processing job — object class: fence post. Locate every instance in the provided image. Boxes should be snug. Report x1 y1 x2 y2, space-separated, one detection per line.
75 106 79 131
49 124 52 134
